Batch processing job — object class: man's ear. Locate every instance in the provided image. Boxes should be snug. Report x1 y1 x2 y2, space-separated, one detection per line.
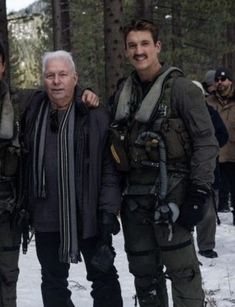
155 40 161 53
74 72 79 84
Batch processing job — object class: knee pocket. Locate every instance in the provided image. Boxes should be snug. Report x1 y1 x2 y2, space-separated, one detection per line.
168 266 199 283
127 250 163 276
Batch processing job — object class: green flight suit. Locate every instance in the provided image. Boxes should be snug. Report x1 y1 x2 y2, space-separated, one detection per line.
112 64 218 307
0 80 21 307
0 214 20 307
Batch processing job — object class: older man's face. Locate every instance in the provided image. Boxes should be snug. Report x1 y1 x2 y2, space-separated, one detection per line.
44 58 78 109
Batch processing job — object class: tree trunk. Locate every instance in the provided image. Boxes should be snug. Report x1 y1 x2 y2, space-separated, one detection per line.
103 0 124 100
51 0 71 51
0 0 10 84
171 0 183 68
135 0 153 21
222 23 235 73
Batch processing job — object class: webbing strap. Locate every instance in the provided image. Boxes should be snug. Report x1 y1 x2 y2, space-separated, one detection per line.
160 239 192 251
115 66 183 123
127 249 156 257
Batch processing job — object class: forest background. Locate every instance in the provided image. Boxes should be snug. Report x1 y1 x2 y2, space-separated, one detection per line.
0 0 235 101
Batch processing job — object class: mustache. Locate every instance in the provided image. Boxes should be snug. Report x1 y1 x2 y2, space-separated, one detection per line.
133 54 147 60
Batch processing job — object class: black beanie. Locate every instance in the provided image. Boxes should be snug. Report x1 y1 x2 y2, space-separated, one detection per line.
215 67 233 81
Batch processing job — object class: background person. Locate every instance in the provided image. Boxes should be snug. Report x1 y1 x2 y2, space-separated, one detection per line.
207 67 235 223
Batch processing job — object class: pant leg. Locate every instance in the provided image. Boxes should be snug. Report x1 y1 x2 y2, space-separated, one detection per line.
220 162 235 224
79 236 123 307
196 194 217 251
155 223 205 307
221 162 235 211
218 163 230 211
35 232 74 307
121 200 168 307
0 215 20 307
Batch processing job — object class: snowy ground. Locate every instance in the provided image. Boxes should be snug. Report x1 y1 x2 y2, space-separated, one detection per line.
17 212 235 307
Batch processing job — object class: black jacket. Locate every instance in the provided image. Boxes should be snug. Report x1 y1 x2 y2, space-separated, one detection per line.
207 104 228 189
21 86 121 238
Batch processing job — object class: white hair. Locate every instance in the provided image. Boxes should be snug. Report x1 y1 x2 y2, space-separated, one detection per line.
42 50 76 75
192 80 206 96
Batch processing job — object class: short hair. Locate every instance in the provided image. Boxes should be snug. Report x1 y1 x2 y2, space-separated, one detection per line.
0 40 6 64
42 50 76 75
123 19 159 47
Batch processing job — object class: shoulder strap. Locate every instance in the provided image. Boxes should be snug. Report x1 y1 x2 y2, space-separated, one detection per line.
135 67 183 123
114 67 183 123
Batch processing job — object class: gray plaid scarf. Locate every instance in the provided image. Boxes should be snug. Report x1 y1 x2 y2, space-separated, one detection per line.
33 100 80 263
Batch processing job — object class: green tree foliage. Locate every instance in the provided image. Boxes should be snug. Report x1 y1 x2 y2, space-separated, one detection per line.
70 0 105 96
0 0 10 84
8 1 52 89
5 0 235 91
154 0 235 80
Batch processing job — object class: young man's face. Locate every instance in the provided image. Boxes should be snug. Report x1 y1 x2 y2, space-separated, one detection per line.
44 58 78 109
0 55 6 81
125 30 161 75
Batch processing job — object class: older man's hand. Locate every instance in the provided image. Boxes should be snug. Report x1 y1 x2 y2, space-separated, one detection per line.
82 89 99 108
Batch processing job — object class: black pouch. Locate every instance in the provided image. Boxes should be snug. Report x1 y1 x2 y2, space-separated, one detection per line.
109 127 130 171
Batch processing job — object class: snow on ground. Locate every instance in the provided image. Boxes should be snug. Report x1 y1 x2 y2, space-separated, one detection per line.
17 211 235 307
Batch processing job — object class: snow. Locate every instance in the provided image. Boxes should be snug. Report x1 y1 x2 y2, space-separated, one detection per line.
17 212 235 306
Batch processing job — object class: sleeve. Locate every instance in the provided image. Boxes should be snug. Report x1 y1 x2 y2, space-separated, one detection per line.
207 104 228 148
172 77 219 187
97 108 121 215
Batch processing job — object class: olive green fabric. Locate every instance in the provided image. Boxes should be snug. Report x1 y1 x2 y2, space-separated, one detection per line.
121 200 205 307
0 83 22 307
112 64 218 307
0 218 20 307
121 200 168 307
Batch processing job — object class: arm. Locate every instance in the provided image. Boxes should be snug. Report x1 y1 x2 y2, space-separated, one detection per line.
173 79 219 228
207 104 228 148
98 111 121 215
172 78 219 188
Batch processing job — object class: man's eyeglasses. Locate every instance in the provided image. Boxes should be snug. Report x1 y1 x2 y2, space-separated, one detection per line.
215 76 227 82
50 110 59 133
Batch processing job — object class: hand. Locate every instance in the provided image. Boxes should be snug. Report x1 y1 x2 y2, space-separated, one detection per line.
99 212 120 244
178 185 209 229
91 212 119 272
82 89 99 108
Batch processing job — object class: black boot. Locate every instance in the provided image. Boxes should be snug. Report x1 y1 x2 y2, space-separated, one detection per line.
232 209 235 226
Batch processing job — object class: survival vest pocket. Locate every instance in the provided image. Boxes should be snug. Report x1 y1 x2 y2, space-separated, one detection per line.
109 126 130 172
160 118 191 161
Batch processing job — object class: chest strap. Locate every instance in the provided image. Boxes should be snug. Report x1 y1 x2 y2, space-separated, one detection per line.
115 66 183 123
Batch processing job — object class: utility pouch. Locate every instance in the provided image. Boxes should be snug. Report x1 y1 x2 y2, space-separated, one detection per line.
109 126 130 171
165 171 189 208
0 146 19 177
158 118 191 161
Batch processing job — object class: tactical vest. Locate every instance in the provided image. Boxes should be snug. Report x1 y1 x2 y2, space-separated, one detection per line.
110 67 191 206
0 82 19 216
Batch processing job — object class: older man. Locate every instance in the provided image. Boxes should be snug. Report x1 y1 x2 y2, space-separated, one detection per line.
21 50 123 307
